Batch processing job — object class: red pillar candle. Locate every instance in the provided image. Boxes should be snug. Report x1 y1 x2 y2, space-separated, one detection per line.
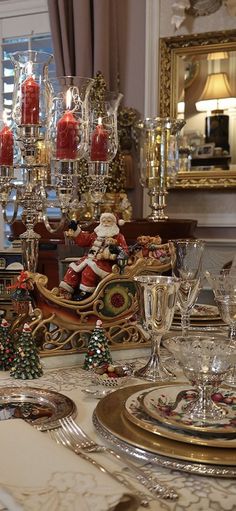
90 121 108 161
21 75 40 125
56 110 78 160
0 125 14 166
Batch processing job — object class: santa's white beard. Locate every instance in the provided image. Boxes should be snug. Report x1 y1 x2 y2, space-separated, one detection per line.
94 224 119 238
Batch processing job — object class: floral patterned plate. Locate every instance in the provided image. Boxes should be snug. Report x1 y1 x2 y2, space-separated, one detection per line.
142 384 236 435
123 387 236 447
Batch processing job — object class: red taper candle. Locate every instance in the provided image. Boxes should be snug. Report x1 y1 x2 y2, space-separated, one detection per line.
0 124 14 166
56 110 78 160
90 120 108 161
21 75 40 125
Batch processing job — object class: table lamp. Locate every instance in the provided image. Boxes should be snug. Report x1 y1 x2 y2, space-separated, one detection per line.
195 72 236 152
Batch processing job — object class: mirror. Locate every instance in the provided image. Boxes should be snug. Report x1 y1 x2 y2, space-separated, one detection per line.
159 30 236 189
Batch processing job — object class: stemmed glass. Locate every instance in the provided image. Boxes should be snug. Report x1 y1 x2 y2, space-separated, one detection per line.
206 268 236 384
133 275 180 382
165 335 235 421
169 239 205 336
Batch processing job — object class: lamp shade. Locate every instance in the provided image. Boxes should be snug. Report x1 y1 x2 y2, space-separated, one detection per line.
207 52 229 60
177 101 185 114
195 72 236 112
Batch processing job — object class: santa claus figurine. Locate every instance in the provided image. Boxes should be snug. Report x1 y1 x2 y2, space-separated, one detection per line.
59 212 128 301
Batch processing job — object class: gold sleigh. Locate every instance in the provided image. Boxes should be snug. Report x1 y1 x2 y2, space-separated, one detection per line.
27 249 171 357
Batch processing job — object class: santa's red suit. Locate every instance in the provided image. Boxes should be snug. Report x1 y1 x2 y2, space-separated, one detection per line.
59 218 128 298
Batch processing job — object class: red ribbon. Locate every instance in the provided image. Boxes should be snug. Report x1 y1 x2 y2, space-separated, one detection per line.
7 271 33 291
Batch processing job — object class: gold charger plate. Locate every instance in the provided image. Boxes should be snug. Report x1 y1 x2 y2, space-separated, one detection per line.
95 383 236 466
0 386 76 431
123 387 236 448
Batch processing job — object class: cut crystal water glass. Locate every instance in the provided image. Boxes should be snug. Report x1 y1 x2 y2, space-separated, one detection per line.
165 335 235 421
206 269 236 384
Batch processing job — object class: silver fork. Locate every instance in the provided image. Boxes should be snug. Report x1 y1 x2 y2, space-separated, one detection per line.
50 427 149 508
59 416 178 501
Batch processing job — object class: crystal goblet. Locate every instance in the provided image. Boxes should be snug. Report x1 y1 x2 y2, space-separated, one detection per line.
206 269 236 384
169 239 205 336
206 269 236 343
216 296 236 344
165 335 235 421
215 297 236 385
206 268 236 298
134 275 180 382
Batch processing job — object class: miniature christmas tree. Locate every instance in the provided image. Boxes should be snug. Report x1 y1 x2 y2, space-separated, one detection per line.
0 319 15 371
10 323 43 380
83 320 112 370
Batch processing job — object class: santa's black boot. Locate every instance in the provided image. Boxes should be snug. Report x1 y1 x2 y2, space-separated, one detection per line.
74 290 91 301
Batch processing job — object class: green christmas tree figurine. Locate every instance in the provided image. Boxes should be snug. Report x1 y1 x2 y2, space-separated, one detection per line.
0 319 15 371
83 320 112 370
10 323 43 380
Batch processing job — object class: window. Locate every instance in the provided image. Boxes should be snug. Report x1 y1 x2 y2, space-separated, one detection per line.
0 0 56 248
2 34 57 115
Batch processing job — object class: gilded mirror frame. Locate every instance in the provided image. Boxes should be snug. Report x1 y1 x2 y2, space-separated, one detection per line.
159 30 236 189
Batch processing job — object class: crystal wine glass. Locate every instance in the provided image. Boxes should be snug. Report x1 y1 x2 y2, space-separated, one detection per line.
206 269 236 343
216 297 236 344
206 268 236 296
206 269 236 384
165 335 235 421
134 275 180 382
169 239 205 336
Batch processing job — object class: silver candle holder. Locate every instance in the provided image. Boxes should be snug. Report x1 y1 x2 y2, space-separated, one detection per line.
137 117 185 221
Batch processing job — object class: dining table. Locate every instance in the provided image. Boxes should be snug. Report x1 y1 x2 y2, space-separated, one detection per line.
0 339 236 511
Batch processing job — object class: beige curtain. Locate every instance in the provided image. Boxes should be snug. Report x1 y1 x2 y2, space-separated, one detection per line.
47 0 145 218
47 0 119 90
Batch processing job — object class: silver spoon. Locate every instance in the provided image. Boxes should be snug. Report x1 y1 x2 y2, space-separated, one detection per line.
82 387 113 399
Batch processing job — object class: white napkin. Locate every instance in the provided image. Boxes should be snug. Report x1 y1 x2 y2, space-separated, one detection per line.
0 419 139 511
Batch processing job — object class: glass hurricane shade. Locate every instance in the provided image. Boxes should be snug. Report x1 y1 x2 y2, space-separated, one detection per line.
195 72 236 112
85 91 123 164
49 76 94 162
0 114 14 166
10 50 53 126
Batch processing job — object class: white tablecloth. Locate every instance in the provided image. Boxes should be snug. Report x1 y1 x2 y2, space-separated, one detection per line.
0 358 236 511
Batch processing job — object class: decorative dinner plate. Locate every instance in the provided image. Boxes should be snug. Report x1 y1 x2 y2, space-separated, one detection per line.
142 384 236 435
0 387 76 431
170 323 227 332
172 317 224 325
94 383 236 467
123 387 236 448
175 303 220 319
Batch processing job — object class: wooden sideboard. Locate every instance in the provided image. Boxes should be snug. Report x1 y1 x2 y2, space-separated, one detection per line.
9 218 198 289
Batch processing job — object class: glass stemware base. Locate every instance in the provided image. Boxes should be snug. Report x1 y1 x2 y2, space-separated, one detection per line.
134 339 175 381
225 368 236 386
182 385 227 421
